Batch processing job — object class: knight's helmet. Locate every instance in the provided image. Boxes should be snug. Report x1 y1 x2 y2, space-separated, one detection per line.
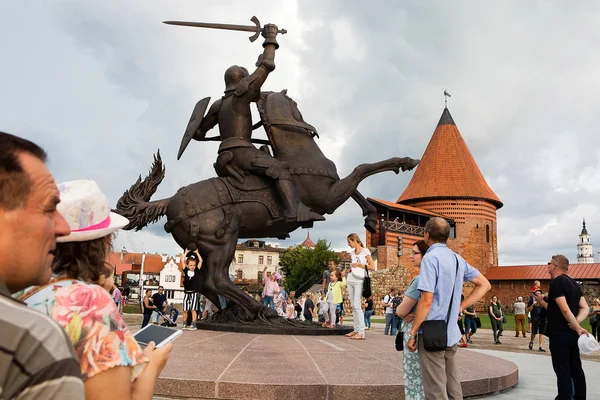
224 65 249 91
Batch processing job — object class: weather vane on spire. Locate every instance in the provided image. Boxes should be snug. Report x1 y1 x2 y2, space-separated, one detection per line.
444 89 451 107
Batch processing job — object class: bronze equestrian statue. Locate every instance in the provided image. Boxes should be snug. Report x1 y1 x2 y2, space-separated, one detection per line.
114 20 419 326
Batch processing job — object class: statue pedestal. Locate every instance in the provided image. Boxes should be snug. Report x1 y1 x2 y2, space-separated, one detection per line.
154 329 518 399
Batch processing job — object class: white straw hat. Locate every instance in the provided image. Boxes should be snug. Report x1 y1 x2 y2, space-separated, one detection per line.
578 333 600 355
56 180 129 243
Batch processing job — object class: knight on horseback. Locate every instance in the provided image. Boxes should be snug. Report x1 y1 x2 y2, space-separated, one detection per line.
177 23 323 224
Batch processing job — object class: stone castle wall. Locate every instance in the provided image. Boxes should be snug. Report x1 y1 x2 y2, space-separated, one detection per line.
485 280 600 313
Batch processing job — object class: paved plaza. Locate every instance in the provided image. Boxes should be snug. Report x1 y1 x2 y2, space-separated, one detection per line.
141 317 599 399
470 349 600 399
150 327 516 399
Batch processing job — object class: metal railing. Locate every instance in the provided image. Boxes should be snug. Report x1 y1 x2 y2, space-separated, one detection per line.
383 220 425 236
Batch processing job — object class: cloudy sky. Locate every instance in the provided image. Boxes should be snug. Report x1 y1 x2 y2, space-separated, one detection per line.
3 1 600 266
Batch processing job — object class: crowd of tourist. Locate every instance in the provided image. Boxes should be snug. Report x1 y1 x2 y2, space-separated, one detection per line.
1 131 598 400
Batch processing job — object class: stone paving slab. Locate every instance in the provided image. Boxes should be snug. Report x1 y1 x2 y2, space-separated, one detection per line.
153 328 518 399
469 349 600 399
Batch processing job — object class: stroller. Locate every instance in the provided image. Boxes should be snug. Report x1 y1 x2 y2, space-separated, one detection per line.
159 305 179 327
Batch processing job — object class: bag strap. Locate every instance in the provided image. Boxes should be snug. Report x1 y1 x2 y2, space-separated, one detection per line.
445 255 460 323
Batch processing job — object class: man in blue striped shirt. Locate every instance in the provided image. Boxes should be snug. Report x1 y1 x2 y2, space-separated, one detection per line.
0 132 84 399
407 217 491 400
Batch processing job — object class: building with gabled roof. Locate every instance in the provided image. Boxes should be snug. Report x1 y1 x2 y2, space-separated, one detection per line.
484 262 600 308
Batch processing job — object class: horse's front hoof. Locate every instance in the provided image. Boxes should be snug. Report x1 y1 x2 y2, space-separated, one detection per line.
364 217 377 234
408 158 420 170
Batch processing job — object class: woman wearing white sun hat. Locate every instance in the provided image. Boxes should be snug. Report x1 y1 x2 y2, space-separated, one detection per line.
19 180 172 400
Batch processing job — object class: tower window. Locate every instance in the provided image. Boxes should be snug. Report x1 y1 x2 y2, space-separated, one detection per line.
486 225 490 243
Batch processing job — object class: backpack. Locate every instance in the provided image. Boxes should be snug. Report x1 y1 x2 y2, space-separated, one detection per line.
391 296 403 311
384 294 395 312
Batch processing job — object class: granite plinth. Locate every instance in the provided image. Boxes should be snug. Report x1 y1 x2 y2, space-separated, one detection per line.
154 330 518 399
194 319 354 335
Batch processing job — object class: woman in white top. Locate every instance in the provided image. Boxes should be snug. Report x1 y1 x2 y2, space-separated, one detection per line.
345 233 375 340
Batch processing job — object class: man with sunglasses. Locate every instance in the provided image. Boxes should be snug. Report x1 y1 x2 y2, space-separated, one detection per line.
534 255 589 399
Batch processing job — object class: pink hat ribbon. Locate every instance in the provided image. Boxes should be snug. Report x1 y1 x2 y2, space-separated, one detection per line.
71 215 112 232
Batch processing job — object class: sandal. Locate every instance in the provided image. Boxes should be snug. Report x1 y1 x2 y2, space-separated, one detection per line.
345 332 358 337
350 334 366 340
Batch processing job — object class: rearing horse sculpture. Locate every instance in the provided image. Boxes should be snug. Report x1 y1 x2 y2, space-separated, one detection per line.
114 90 418 323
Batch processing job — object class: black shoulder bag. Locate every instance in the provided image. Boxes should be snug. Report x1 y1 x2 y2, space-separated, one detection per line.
421 255 459 352
362 267 372 298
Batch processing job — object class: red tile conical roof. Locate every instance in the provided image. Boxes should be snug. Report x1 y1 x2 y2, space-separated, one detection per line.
397 108 503 209
300 231 316 248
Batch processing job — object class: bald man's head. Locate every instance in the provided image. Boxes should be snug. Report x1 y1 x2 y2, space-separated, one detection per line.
424 217 450 243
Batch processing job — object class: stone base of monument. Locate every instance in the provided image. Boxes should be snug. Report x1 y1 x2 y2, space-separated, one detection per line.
195 317 354 335
194 305 354 335
154 330 518 399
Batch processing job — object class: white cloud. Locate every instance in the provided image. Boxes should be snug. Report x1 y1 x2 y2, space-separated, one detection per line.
3 0 600 265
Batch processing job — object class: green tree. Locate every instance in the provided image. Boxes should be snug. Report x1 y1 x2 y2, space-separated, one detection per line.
279 239 339 296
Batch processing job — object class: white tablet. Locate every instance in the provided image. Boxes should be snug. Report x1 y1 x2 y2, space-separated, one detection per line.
133 325 183 348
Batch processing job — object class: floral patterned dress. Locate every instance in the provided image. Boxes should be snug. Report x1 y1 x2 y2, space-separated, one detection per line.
274 292 286 317
403 276 425 400
20 279 148 381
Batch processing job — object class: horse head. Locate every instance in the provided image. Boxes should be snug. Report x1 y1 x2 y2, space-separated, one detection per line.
257 91 320 156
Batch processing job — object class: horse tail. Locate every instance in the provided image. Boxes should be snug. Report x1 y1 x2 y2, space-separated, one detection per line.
114 151 171 231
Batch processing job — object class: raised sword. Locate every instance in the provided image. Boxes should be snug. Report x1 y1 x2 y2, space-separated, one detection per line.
163 16 287 42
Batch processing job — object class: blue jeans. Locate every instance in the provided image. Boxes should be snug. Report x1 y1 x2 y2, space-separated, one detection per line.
141 313 151 328
263 295 274 308
218 295 228 309
364 310 374 328
549 330 586 399
465 318 477 335
392 315 402 336
385 313 394 335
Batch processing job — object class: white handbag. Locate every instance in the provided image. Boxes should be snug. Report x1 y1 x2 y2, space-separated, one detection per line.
351 267 365 280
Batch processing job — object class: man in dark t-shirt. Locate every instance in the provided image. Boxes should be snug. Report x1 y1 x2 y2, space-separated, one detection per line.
527 289 547 351
151 286 168 324
303 293 315 321
534 255 589 399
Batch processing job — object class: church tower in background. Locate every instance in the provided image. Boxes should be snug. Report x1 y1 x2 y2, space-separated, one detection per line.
577 219 594 263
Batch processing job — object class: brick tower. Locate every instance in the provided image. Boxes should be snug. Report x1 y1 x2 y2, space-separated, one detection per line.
396 107 503 275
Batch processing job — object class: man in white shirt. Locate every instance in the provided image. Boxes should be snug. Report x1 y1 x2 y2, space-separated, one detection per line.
513 296 527 338
383 288 398 335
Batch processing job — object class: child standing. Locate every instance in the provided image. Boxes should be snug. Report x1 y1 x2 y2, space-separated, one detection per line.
364 296 374 330
286 297 295 319
323 270 346 328
181 248 202 330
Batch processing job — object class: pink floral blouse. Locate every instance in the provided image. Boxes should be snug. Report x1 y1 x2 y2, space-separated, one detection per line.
20 279 148 381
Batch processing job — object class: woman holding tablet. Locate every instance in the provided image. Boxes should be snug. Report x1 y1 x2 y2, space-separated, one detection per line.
20 180 172 400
